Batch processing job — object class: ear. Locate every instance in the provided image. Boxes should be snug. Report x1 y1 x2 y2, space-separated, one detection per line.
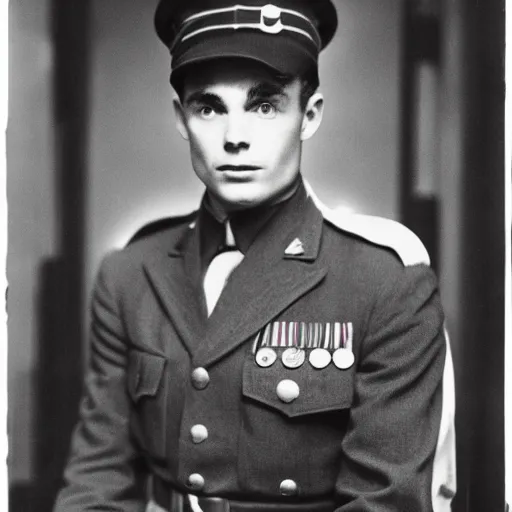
301 92 324 141
173 98 190 141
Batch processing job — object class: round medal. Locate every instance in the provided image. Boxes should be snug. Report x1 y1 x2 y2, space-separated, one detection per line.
281 348 306 369
332 348 355 370
309 348 331 369
255 347 277 368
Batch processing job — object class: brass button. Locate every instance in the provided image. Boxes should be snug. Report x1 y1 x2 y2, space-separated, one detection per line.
190 424 208 444
187 473 205 491
191 367 210 390
276 379 300 403
280 479 298 496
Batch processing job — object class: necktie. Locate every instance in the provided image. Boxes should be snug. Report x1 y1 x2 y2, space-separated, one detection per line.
203 221 244 316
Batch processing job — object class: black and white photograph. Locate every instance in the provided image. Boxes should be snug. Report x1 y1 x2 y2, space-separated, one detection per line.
5 1 508 511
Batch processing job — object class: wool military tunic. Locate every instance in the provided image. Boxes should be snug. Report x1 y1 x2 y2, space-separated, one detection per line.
54 182 455 511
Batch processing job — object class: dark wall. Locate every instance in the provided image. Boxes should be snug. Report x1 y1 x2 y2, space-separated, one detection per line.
398 1 506 508
451 0 506 510
8 0 91 510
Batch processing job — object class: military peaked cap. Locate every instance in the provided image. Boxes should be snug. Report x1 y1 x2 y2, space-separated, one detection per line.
154 0 338 83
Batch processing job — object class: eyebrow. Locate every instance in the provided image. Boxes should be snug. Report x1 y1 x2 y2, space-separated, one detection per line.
183 81 289 110
246 82 288 104
184 91 226 110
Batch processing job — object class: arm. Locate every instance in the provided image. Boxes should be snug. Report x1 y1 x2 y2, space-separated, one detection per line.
54 254 147 512
335 264 448 511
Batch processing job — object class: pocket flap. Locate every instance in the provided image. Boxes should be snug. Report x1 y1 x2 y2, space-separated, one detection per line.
127 350 166 401
242 354 355 418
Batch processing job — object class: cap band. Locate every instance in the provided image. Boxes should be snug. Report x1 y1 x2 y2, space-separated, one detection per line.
171 4 322 53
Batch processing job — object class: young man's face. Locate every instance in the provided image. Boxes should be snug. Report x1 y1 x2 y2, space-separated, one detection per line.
174 60 323 211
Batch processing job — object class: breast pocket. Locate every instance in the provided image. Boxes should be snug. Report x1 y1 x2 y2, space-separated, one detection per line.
127 349 167 458
238 353 355 496
243 355 354 417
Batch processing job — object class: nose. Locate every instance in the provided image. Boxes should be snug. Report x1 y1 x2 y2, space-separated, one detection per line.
224 113 250 153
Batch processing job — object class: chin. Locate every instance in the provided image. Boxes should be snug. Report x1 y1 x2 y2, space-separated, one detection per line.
214 184 269 210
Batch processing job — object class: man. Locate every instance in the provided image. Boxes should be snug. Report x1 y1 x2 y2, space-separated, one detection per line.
54 1 456 511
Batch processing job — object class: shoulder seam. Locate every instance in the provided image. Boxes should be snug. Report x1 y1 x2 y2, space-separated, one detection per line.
303 181 430 267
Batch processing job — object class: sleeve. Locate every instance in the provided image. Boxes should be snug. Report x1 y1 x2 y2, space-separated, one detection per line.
53 254 147 512
431 331 457 511
334 264 447 511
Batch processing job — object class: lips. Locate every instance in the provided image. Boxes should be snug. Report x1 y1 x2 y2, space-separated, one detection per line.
216 165 261 171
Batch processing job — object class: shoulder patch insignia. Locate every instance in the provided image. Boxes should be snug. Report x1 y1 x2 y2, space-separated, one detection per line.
304 181 430 267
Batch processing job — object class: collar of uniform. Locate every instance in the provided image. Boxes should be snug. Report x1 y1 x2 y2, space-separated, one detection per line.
218 178 321 263
199 179 304 257
165 198 272 263
267 180 322 262
171 177 321 264
195 196 283 277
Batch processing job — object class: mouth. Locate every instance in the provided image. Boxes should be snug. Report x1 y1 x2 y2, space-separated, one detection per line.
216 165 261 172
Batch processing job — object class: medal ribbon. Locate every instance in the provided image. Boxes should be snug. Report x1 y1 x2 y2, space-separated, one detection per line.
252 321 354 354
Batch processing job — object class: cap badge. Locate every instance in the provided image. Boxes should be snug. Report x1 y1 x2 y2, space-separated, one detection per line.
285 238 304 256
260 4 283 34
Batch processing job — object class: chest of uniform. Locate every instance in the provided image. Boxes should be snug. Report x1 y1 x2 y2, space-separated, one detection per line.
127 269 367 407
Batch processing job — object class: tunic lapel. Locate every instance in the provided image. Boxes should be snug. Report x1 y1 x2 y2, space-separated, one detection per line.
143 220 207 356
195 195 327 368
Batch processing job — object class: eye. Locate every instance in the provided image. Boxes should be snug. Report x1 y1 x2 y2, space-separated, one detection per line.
256 102 277 119
199 106 216 119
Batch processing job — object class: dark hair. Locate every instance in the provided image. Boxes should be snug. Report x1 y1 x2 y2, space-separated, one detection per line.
172 61 319 112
